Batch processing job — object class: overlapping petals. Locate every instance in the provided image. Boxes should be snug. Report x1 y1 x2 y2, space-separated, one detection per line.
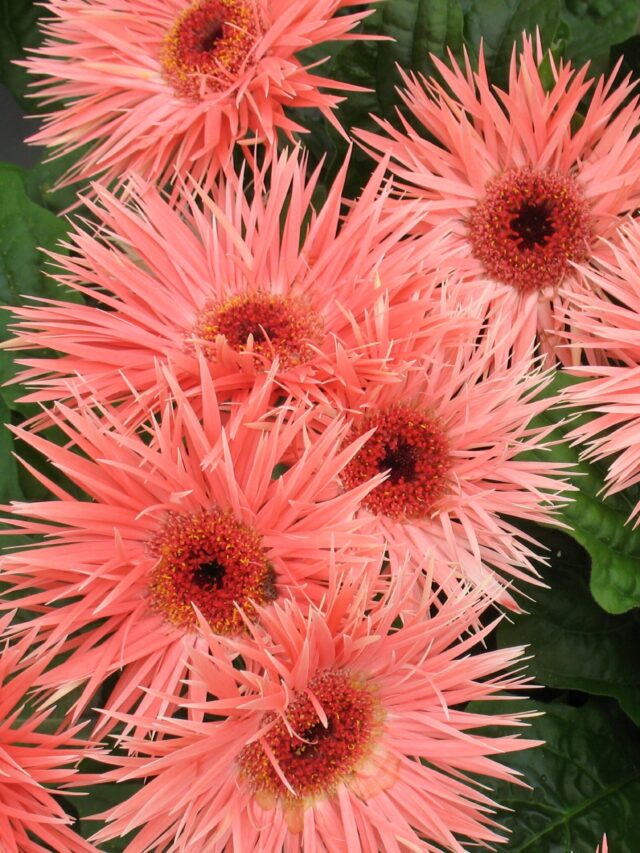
356 34 640 365
325 348 572 606
0 364 384 730
0 615 97 853
560 220 640 521
8 149 464 424
90 572 538 852
26 0 375 189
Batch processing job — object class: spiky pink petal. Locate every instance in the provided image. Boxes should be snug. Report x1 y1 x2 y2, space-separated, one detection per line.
560 220 640 522
26 0 376 190
8 149 465 425
0 615 97 853
90 574 539 852
327 347 572 607
1 363 384 730
356 33 640 365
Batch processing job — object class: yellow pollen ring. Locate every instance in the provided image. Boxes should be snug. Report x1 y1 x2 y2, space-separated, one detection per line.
161 0 260 99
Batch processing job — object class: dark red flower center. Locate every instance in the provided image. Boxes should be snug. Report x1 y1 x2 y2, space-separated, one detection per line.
148 508 276 631
239 669 380 801
162 0 260 99
467 167 594 290
341 404 450 520
192 292 324 368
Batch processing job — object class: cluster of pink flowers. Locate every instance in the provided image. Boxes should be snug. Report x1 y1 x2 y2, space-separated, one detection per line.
2 2 634 849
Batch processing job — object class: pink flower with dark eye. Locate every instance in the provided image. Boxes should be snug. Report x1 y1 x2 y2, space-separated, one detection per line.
9 149 460 424
331 350 572 609
90 575 539 852
1 364 384 732
26 0 374 190
357 34 640 365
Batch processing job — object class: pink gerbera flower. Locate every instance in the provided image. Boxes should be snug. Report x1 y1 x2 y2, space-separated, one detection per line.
1 363 383 730
8 149 463 424
560 220 640 521
328 348 571 607
26 0 374 189
91 571 538 852
0 615 96 853
356 33 640 365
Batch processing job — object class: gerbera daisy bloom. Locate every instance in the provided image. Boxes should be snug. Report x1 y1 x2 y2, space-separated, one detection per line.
328 348 571 607
25 0 374 190
8 149 467 424
356 33 640 365
0 363 384 731
90 569 539 852
0 614 96 852
559 220 640 522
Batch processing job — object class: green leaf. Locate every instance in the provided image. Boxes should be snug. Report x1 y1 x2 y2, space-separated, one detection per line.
0 0 44 108
75 778 142 849
271 462 291 480
328 0 465 194
611 32 640 83
0 398 23 504
461 0 562 86
0 161 80 411
24 148 91 216
467 698 640 851
521 370 640 614
560 0 640 78
374 0 465 113
333 0 464 126
498 526 640 724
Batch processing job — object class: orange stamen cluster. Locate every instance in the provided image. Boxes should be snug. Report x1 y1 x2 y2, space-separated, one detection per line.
161 0 260 100
148 508 276 632
239 669 380 803
342 404 451 520
192 292 324 368
467 167 593 290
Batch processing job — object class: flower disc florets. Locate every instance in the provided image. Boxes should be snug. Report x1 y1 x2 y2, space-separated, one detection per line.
239 669 381 803
341 404 451 519
192 291 324 368
148 508 276 632
162 0 260 100
467 167 593 291
26 0 374 190
354 35 640 362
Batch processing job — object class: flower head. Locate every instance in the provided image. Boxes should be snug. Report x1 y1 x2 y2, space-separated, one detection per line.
560 220 640 522
356 33 640 364
26 0 373 189
9 149 457 424
1 363 383 729
0 615 96 853
91 574 538 852
331 349 572 607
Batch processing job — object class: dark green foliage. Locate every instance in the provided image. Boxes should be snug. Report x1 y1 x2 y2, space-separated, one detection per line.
466 698 640 852
25 147 92 215
74 779 142 849
560 0 640 77
521 371 640 614
0 398 22 503
0 0 45 108
0 161 79 411
499 526 640 724
461 0 562 85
